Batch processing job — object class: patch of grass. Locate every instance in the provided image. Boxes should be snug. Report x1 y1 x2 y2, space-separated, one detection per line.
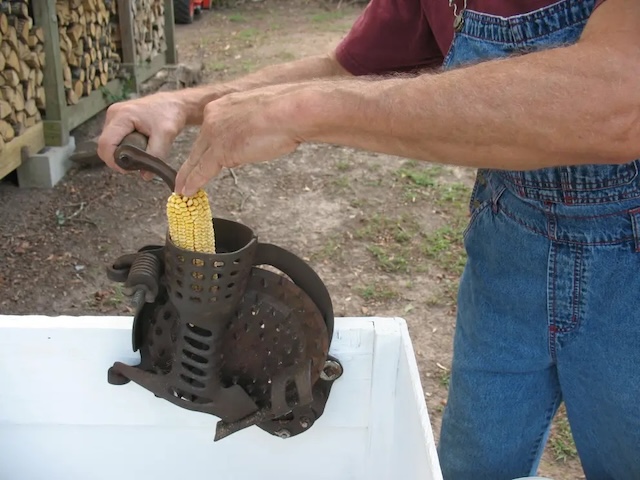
238 28 259 41
397 162 441 187
364 177 384 187
355 214 418 244
442 279 461 303
355 214 422 273
357 282 399 302
436 182 470 207
402 170 470 279
310 10 346 22
422 225 467 276
438 370 451 388
228 13 246 22
550 405 578 462
108 285 126 307
350 198 367 209
273 51 296 62
241 60 257 72
331 175 350 189
208 61 228 72
396 161 445 202
335 160 351 172
354 165 471 279
388 164 471 303
367 245 410 273
311 236 343 262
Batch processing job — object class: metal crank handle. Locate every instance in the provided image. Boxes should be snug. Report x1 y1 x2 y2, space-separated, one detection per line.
113 132 178 191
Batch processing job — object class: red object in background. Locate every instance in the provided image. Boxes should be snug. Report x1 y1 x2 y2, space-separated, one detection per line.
174 0 212 24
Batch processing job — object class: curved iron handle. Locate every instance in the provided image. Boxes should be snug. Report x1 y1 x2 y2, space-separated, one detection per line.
113 132 178 191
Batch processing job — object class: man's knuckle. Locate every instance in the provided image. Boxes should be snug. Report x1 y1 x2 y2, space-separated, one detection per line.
203 102 217 117
156 121 179 137
106 102 125 117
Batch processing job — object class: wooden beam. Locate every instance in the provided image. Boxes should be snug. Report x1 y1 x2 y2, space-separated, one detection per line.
135 49 168 85
0 123 46 180
32 0 69 147
116 0 138 92
164 0 178 65
42 121 66 148
67 79 123 131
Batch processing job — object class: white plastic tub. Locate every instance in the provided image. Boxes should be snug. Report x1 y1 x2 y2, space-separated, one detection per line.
0 315 443 480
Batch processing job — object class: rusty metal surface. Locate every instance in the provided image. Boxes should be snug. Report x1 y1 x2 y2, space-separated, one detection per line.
107 217 341 440
220 268 329 414
163 218 257 320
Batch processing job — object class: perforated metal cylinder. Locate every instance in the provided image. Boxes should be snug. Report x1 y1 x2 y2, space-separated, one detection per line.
162 218 259 405
163 218 258 324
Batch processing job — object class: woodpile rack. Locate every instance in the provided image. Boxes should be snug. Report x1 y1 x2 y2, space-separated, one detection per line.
0 0 177 181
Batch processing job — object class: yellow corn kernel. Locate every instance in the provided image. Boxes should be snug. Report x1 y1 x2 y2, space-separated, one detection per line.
166 189 216 253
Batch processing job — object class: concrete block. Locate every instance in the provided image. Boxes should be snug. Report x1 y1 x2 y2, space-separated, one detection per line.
16 137 76 189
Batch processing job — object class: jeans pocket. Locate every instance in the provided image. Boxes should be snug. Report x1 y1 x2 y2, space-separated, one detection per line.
462 201 492 241
462 174 493 240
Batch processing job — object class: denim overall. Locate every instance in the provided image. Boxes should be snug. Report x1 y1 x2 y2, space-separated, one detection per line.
436 1 640 479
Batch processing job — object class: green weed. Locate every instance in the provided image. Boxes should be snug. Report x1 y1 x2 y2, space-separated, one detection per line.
238 28 259 40
550 406 578 462
357 283 399 302
367 245 410 273
310 11 346 22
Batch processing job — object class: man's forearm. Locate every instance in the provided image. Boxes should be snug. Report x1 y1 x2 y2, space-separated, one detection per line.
287 3 640 170
178 53 350 125
296 47 636 169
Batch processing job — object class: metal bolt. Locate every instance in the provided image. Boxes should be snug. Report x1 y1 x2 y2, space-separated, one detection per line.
275 429 291 439
320 359 343 381
299 417 311 429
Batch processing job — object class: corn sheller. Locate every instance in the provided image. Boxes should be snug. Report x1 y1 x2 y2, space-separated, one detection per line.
105 133 343 441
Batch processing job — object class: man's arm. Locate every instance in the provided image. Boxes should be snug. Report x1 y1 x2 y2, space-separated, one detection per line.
175 0 640 195
294 0 640 170
178 53 350 125
97 52 350 173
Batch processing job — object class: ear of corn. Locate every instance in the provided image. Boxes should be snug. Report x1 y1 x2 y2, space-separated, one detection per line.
166 189 216 253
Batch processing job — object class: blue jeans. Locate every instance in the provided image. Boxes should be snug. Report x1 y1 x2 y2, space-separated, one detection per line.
437 1 640 479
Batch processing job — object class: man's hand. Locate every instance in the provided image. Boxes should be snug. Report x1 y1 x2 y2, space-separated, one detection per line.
175 84 307 196
97 53 349 184
97 92 190 179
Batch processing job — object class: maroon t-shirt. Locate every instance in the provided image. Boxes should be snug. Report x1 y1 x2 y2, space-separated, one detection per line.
335 0 607 75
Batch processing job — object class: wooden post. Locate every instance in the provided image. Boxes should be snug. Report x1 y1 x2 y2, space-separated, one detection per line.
32 0 70 147
116 0 139 93
164 0 178 65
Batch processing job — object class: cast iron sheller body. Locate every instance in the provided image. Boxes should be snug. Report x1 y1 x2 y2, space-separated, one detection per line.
105 134 342 441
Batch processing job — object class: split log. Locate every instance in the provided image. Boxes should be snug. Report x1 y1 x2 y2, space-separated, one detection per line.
0 118 15 141
55 0 128 103
0 99 10 118
0 1 47 143
128 0 166 63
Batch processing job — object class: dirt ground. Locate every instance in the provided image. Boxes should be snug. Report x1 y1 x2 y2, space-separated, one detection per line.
0 1 583 478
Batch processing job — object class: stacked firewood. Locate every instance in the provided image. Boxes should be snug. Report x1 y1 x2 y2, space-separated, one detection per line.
56 0 122 105
0 1 45 146
130 0 166 63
